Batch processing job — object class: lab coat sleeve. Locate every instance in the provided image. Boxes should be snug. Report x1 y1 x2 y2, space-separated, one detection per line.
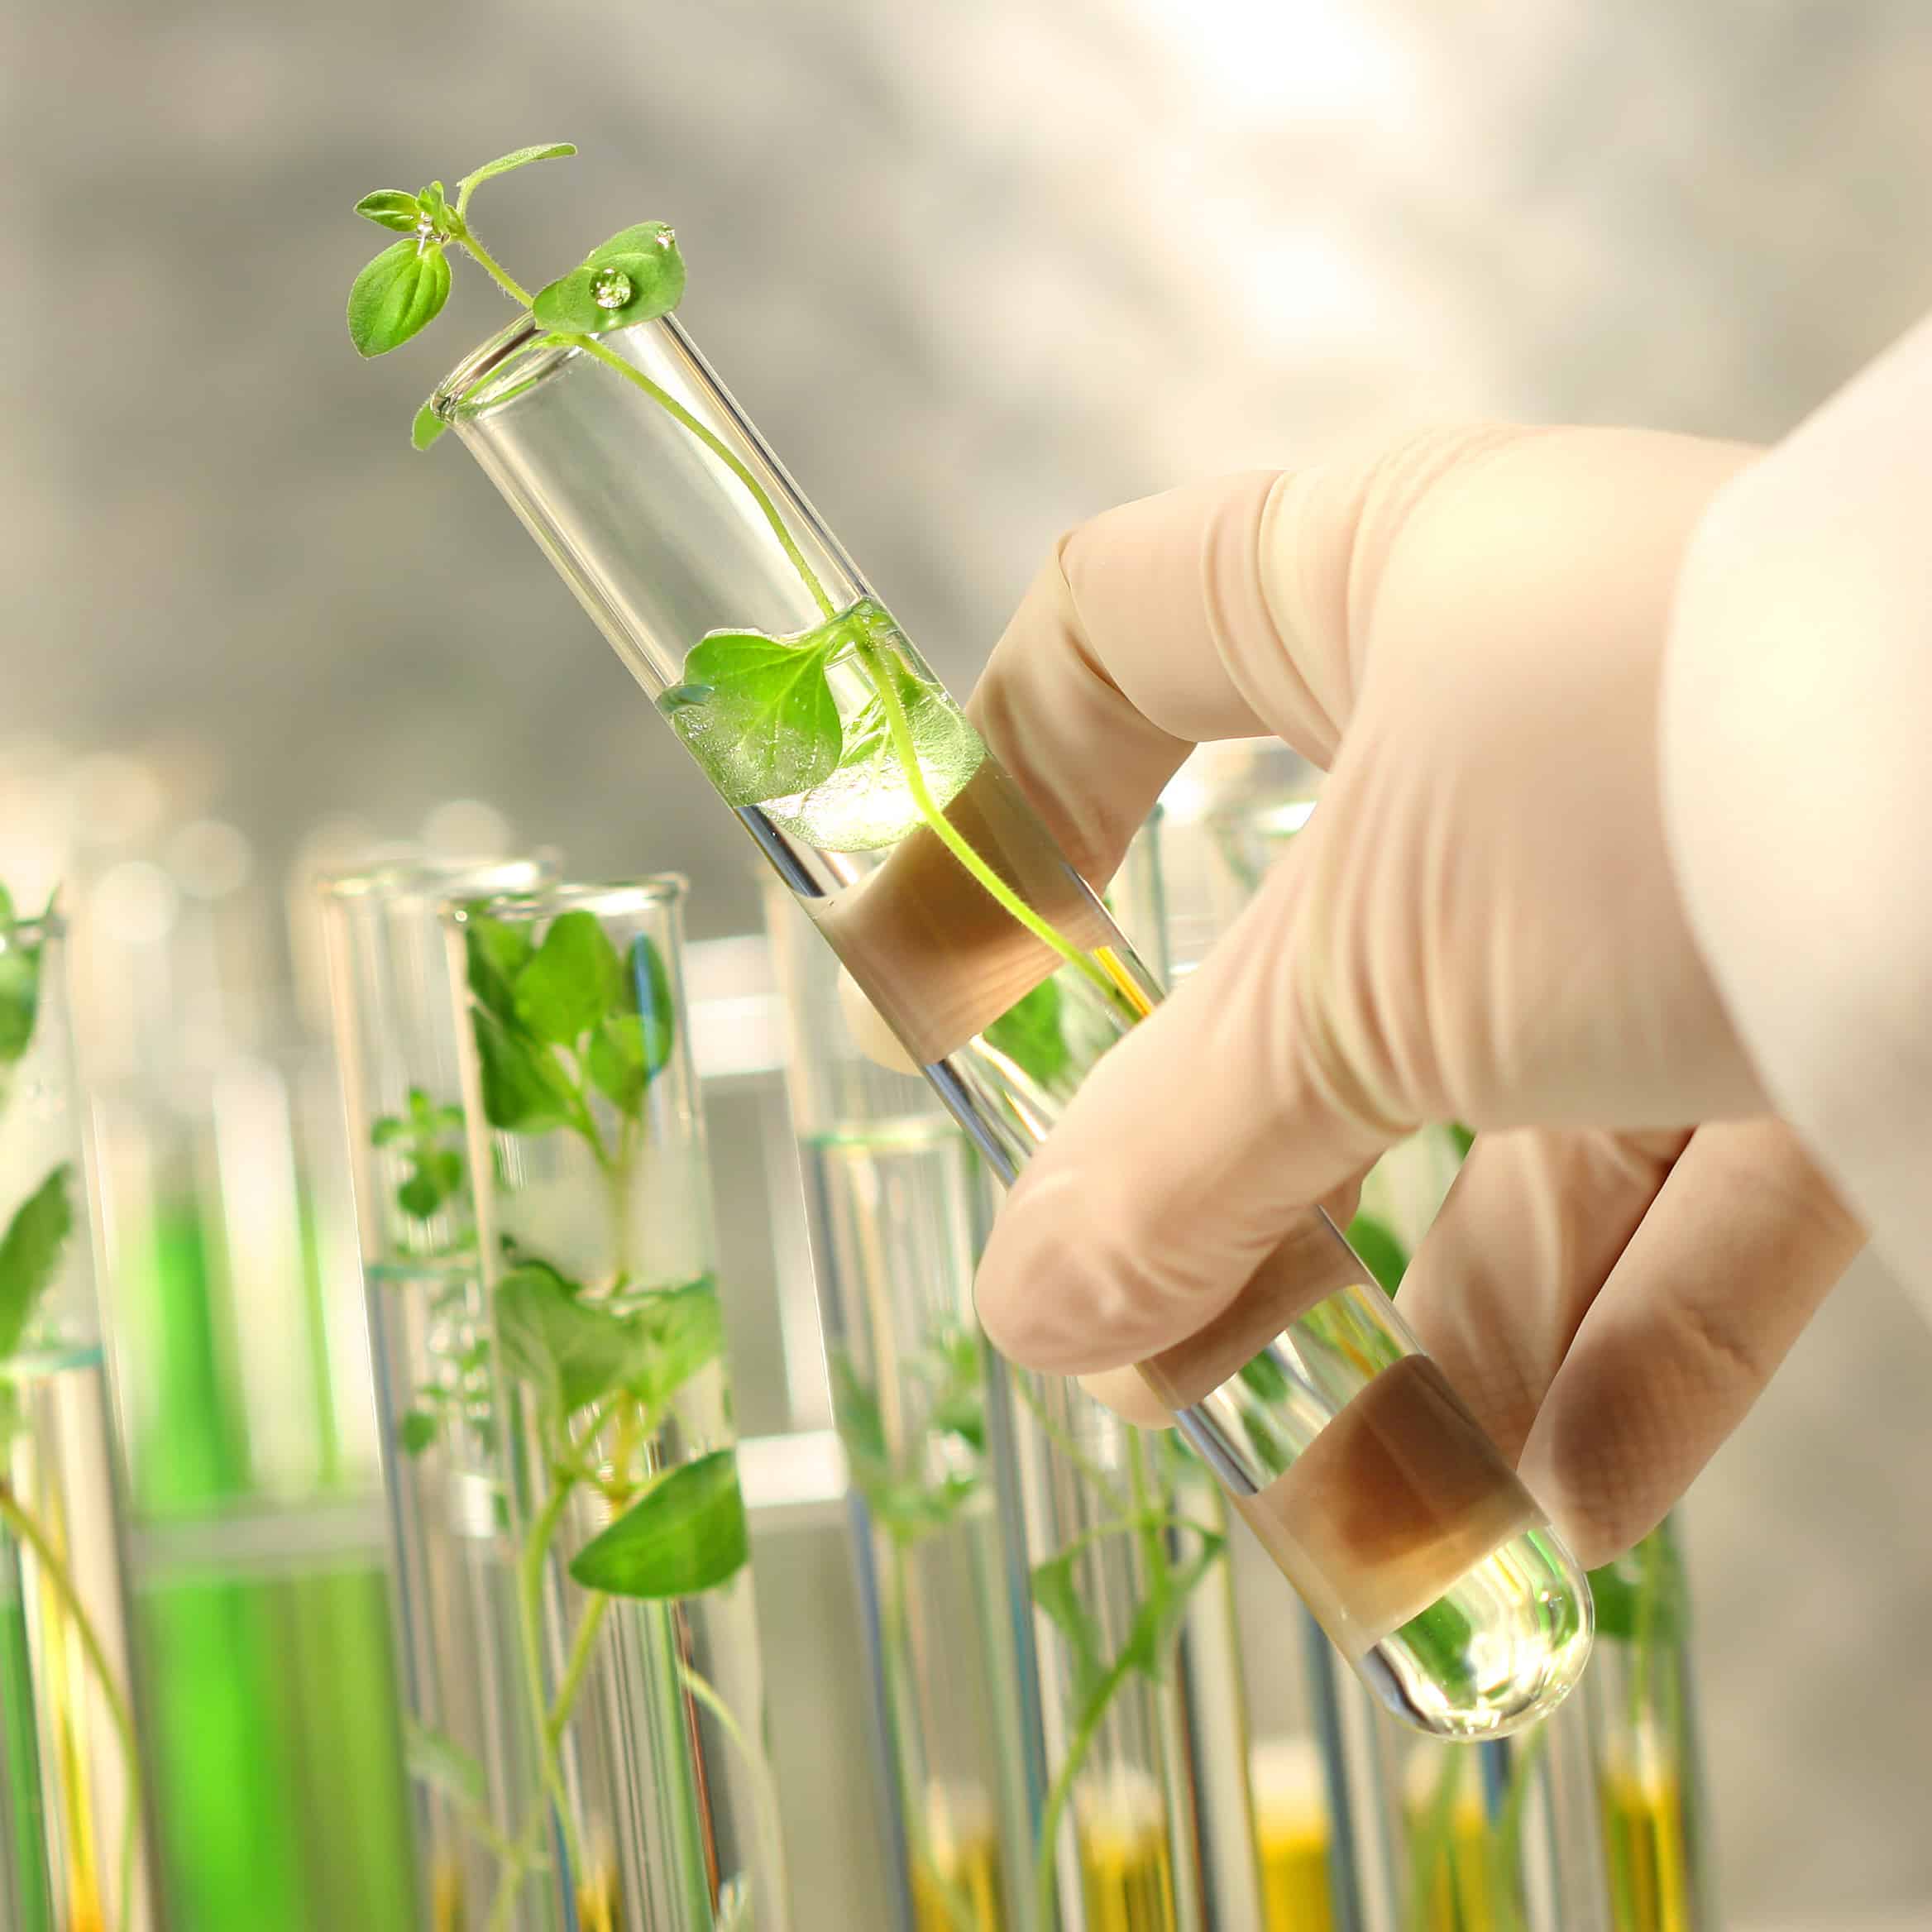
1662 313 1932 1303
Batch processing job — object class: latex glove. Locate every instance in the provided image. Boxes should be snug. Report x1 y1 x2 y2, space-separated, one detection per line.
968 427 1864 1567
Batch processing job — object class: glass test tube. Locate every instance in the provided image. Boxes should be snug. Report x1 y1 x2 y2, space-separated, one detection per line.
424 308 1590 1738
1579 1519 1711 1932
766 879 1031 1930
0 907 162 1931
444 879 788 1932
1174 744 1716 1930
322 857 555 1932
768 874 1261 1932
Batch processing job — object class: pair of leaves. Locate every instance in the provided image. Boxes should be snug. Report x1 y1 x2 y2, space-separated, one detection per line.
0 1165 73 1363
465 907 675 1136
497 1262 722 1426
567 1447 748 1599
1031 1517 1226 1708
533 222 687 336
830 1342 985 1546
348 144 576 359
371 1085 468 1223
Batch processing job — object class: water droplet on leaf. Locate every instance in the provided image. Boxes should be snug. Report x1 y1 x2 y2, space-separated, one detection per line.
591 267 634 310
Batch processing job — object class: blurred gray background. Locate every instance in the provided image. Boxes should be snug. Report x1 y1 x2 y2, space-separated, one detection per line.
7 0 1932 1925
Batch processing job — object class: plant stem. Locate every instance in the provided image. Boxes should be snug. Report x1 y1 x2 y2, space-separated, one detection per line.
1406 1750 1466 1932
855 642 1121 1006
571 336 836 621
485 1475 583 1932
0 1485 138 1932
680 1659 792 1926
450 226 534 309
1032 1647 1136 1931
454 226 834 620
458 225 1131 1027
1485 1732 1543 1932
547 1593 613 1754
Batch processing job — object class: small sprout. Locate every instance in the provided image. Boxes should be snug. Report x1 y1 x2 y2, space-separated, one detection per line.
355 189 423 234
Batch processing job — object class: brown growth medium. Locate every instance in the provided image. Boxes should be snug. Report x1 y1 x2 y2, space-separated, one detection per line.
817 763 1113 1067
1231 1356 1538 1655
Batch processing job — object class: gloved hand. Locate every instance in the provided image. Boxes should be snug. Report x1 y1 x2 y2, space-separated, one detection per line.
966 426 1865 1567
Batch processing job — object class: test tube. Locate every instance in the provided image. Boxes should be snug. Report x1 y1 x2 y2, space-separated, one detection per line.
421 307 1592 1737
0 905 161 1931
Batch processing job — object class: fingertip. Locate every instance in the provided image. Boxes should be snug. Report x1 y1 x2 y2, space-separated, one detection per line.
1076 1366 1177 1429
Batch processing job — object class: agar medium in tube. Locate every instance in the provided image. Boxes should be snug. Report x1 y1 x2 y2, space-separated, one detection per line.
1140 1212 1593 1738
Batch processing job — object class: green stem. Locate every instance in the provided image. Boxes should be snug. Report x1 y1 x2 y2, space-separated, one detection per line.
485 1475 581 1932
451 225 534 309
856 642 1121 1005
546 1593 612 1753
460 226 1127 1030
571 335 835 620
1486 1733 1542 1932
1032 1649 1136 1931
0 1486 139 1932
878 1540 979 1932
679 1660 792 1925
1406 1751 1466 1932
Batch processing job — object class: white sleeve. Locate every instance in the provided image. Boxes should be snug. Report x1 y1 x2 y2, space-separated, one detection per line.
1662 314 1932 1305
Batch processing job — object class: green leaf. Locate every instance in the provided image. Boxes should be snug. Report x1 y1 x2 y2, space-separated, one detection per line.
1346 1212 1408 1298
1448 1121 1475 1160
0 1165 73 1361
396 1172 441 1219
403 1718 486 1808
1586 1530 1687 1647
416 180 449 227
830 1350 978 1544
495 1265 656 1416
471 1008 573 1134
586 1015 649 1113
371 1115 409 1148
1118 1532 1225 1685
667 625 844 806
922 1330 986 1453
411 399 447 450
627 935 676 1069
0 885 12 925
464 911 533 1024
785 637 986 851
531 225 686 336
0 935 41 1065
513 911 623 1045
1031 1549 1109 1705
399 1411 438 1456
983 978 1070 1090
457 143 577 196
586 222 679 266
354 189 422 233
347 239 452 358
567 1448 748 1599
629 1277 724 1422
